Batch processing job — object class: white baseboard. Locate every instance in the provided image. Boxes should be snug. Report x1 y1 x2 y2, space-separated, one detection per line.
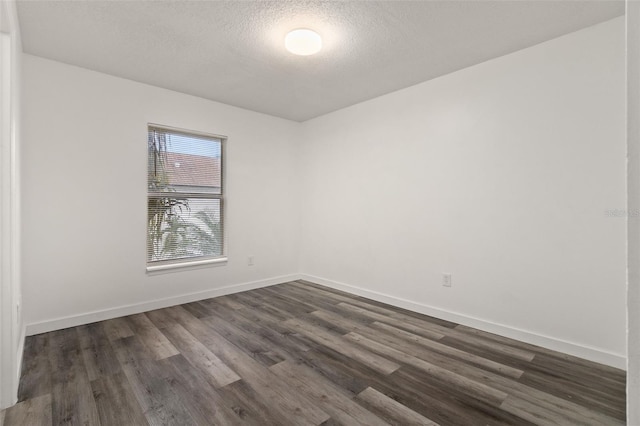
25 274 301 336
300 274 627 370
24 272 626 369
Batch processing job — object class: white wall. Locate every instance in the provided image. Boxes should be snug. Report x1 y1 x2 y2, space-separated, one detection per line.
21 54 301 333
299 17 627 367
0 0 23 410
626 0 639 421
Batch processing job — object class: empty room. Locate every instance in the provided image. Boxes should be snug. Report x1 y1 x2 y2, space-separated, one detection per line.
1 0 639 425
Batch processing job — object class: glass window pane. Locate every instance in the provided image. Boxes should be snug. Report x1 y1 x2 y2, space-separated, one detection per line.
147 197 222 262
148 129 221 194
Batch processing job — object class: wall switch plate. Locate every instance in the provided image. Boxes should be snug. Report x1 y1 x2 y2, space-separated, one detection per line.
442 273 452 287
248 256 254 266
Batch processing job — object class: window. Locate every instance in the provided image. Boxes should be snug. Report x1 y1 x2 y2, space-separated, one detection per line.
147 125 226 271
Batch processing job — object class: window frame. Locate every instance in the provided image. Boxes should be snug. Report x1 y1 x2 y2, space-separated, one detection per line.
146 123 227 272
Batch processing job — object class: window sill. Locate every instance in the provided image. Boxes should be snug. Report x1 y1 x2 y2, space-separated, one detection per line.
146 256 228 273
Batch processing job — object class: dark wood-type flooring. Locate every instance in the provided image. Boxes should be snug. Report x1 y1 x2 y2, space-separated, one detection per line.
1 280 626 425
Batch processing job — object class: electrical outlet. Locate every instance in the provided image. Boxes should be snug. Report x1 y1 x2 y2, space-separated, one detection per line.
248 256 254 266
442 273 452 287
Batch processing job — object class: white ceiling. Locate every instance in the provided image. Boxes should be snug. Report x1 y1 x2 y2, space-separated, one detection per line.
17 1 624 122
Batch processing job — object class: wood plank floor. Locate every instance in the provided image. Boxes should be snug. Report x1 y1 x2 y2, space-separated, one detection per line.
2 280 626 425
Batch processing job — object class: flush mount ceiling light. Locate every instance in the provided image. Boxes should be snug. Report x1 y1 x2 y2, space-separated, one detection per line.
285 28 322 56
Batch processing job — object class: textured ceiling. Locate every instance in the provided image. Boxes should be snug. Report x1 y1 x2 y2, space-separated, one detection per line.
17 1 624 122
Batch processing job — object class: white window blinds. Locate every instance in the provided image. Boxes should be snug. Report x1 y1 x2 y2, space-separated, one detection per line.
147 125 225 267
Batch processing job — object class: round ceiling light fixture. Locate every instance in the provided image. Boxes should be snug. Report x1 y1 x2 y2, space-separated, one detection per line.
285 28 322 56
